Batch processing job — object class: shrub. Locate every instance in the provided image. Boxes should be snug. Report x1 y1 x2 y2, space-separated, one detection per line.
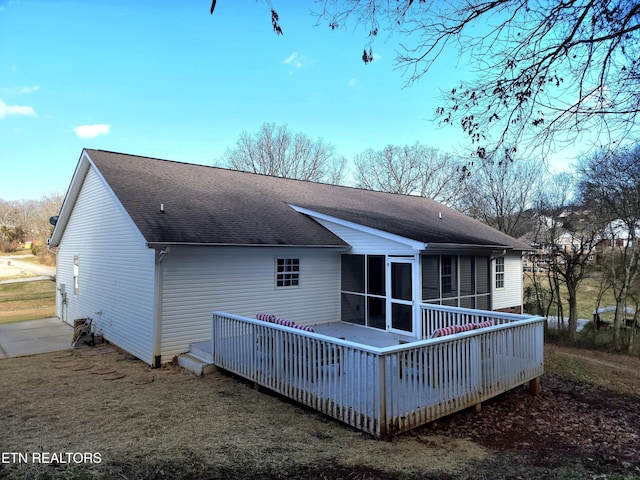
0 241 18 253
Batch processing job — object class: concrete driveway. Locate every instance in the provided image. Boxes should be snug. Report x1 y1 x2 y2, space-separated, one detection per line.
0 317 72 359
2 256 56 277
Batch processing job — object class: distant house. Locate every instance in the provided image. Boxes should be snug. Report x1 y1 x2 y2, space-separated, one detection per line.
49 149 530 367
598 219 639 250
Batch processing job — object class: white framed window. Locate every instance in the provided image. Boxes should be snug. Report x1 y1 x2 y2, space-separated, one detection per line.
495 257 505 289
73 255 79 295
276 258 300 287
440 255 454 295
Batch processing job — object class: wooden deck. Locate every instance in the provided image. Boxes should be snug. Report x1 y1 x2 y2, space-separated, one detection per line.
311 322 416 347
209 305 545 437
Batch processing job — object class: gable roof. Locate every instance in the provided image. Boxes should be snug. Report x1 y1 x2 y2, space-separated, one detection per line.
51 149 530 250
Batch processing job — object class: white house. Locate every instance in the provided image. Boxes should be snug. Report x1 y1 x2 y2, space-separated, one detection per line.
49 149 530 367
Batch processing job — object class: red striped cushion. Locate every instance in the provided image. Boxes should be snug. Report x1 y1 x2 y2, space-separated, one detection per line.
457 323 476 332
256 313 314 332
273 317 294 327
476 320 494 329
431 326 457 338
444 326 457 335
293 324 315 333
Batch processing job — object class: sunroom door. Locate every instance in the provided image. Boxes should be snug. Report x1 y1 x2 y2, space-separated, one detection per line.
388 259 414 335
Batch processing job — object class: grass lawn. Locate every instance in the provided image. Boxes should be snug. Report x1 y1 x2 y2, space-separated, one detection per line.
0 280 56 324
1 343 639 479
523 271 621 320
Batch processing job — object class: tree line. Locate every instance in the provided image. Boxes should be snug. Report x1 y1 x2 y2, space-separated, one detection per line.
217 121 544 239
524 146 640 353
0 194 63 259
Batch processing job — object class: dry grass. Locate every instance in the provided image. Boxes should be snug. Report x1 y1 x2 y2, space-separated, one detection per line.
545 343 640 397
0 280 56 324
2 343 640 479
0 254 56 323
0 346 486 480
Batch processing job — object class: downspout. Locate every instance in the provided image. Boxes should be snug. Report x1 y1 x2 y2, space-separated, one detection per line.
490 248 508 261
153 247 170 368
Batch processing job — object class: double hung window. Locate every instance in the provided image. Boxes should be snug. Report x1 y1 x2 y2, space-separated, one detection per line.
495 257 505 289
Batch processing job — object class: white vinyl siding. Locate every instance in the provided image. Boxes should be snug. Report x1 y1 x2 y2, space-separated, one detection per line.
313 218 418 255
56 166 156 364
160 246 341 360
492 252 523 311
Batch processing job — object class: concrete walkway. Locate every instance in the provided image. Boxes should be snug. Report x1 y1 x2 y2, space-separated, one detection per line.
0 317 72 359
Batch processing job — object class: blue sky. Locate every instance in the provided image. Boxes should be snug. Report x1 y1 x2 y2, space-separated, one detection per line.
0 0 577 201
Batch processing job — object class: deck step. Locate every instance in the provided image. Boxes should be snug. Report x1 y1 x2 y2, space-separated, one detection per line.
177 352 216 377
189 342 213 363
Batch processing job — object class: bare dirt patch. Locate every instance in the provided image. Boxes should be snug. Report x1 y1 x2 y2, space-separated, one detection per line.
1 343 639 479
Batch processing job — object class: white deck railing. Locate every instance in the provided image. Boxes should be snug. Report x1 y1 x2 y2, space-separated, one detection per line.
421 303 532 338
211 306 545 437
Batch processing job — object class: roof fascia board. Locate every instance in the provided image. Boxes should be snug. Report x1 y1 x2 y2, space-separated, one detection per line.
289 204 427 252
49 150 92 247
424 243 515 252
146 242 351 249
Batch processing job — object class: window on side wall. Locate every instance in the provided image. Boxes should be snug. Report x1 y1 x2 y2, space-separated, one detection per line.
73 256 79 295
441 255 457 296
276 258 300 287
495 257 505 289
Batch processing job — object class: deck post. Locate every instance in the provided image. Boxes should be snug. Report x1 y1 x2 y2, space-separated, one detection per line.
378 354 387 437
528 377 541 396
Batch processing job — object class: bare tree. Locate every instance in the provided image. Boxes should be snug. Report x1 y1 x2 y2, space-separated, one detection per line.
458 155 543 238
353 143 463 205
232 2 640 163
220 123 347 184
578 145 640 351
550 208 602 343
525 172 603 342
0 194 63 253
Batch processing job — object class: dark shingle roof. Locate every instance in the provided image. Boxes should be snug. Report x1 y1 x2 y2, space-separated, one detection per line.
85 149 528 249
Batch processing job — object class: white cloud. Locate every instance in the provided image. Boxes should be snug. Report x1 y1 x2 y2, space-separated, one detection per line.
73 124 110 138
283 52 305 69
348 78 357 88
18 85 40 94
0 85 40 96
0 99 37 119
